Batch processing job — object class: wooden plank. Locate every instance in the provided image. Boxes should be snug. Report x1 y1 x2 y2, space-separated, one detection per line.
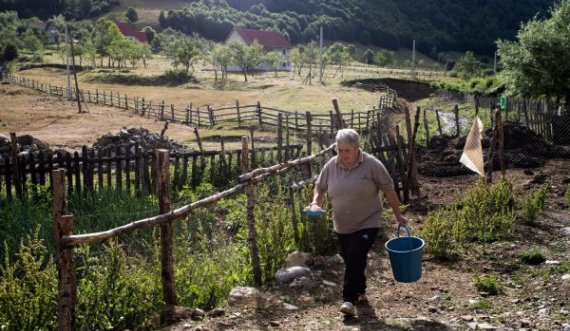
115 147 122 192
125 147 131 194
73 152 81 194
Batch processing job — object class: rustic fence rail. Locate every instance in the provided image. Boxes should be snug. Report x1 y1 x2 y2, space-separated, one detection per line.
4 74 396 134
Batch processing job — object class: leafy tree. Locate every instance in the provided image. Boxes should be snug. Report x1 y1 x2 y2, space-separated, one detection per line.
158 11 166 27
227 41 263 82
362 49 374 64
374 50 394 67
205 43 231 81
142 26 156 44
164 35 201 74
125 7 138 23
498 0 570 107
290 46 306 76
453 51 481 79
92 18 121 66
265 51 285 77
2 44 18 62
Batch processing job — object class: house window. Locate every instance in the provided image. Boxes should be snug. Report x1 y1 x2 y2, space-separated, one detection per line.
282 62 287 67
282 49 286 55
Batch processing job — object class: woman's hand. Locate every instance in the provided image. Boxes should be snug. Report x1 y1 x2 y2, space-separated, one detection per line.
304 202 325 212
395 214 409 227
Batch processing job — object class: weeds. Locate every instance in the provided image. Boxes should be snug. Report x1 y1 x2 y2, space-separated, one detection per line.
469 298 493 311
521 186 547 224
565 185 570 207
473 274 503 295
520 248 546 265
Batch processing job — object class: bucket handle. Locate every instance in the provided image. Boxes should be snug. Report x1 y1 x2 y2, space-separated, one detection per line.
396 225 413 251
396 225 412 238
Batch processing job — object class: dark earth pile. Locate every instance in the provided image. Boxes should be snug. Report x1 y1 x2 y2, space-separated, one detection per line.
418 122 570 177
92 127 190 156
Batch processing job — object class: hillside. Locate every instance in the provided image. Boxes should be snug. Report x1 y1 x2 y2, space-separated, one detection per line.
0 0 556 56
157 0 556 55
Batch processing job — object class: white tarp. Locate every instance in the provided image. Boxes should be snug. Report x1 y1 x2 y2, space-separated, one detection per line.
460 116 484 176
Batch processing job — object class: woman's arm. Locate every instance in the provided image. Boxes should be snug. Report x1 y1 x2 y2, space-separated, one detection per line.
306 186 326 210
384 189 408 226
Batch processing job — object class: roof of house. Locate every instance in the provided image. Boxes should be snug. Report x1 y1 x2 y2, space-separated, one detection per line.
115 21 148 43
228 28 292 49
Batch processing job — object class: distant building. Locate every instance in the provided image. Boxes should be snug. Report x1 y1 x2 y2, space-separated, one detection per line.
115 21 148 43
29 20 59 44
225 28 292 72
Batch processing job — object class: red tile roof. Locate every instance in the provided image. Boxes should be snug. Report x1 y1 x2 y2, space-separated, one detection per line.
115 21 148 43
230 28 292 49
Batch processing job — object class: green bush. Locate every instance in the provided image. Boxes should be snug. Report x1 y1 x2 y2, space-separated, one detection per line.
521 186 547 224
420 209 464 259
0 229 57 331
473 274 502 295
520 248 546 265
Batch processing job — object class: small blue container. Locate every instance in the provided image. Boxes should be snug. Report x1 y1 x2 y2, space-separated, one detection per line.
384 225 425 283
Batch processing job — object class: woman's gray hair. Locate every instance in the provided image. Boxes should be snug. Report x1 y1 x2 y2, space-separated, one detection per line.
335 128 360 147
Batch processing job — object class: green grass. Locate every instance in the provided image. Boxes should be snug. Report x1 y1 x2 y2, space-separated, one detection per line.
520 248 546 265
469 298 493 311
473 274 503 295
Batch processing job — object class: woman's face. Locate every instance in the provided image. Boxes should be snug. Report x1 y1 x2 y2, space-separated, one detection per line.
337 143 359 167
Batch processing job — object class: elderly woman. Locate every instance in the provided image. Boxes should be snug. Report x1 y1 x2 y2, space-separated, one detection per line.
306 128 408 317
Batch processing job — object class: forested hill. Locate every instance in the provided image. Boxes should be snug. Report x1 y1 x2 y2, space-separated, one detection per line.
161 0 555 55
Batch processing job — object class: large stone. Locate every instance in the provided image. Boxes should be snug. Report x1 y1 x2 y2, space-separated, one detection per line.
275 266 311 285
228 286 261 306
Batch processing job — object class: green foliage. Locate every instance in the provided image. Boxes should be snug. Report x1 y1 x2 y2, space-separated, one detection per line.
520 248 546 265
0 229 57 331
498 0 570 101
469 298 493 311
125 7 138 23
421 179 517 259
521 186 547 224
164 34 201 74
74 241 161 330
84 68 197 86
452 51 481 79
473 274 503 295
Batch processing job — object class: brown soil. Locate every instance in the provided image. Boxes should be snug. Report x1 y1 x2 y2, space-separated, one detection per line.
1 81 569 331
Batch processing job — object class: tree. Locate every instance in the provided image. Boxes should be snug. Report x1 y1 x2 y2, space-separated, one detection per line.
498 0 570 106
227 41 263 82
205 43 231 82
142 26 156 44
362 49 374 64
374 50 394 67
265 51 285 77
92 18 121 66
125 7 138 23
2 44 18 62
164 35 200 74
453 51 481 79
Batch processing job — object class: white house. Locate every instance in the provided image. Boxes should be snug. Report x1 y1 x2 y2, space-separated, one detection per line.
225 28 292 72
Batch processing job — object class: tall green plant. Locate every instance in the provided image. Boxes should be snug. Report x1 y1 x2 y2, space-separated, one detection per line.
521 186 547 224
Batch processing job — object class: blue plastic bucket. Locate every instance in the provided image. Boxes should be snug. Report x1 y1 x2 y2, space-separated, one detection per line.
384 225 425 283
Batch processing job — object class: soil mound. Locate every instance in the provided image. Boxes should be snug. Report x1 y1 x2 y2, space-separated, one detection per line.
418 122 570 177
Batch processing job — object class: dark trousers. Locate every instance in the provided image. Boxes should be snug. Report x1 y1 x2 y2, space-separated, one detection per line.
337 227 379 303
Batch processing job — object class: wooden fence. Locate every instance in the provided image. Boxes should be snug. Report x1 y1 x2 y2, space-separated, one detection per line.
52 143 335 330
0 141 304 201
435 90 570 144
4 74 397 134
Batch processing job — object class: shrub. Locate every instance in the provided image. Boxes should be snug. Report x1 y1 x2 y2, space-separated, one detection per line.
520 248 546 265
0 229 58 331
522 186 547 224
565 185 570 207
473 274 502 295
420 209 463 259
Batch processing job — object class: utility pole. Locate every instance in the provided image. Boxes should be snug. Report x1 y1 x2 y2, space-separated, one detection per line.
69 28 83 113
319 26 324 84
64 22 72 101
412 39 416 80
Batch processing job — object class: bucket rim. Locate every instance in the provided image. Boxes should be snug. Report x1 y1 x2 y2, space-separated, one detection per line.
384 237 425 254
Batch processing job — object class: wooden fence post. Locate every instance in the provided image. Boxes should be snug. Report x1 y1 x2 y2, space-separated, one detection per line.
435 110 443 135
156 149 178 309
454 104 460 137
496 111 506 178
305 111 313 178
52 169 76 331
486 109 498 183
277 113 283 163
207 105 215 127
423 108 430 147
160 101 165 121
185 106 190 125
257 101 262 127
408 107 421 196
10 133 22 200
170 104 175 122
236 100 241 126
332 98 346 129
241 137 262 287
